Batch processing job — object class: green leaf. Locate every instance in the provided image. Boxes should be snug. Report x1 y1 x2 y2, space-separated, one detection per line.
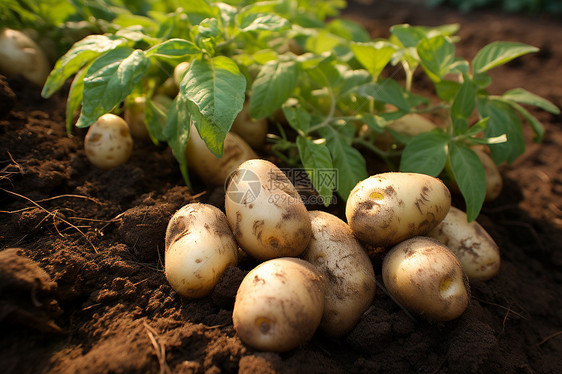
181 56 246 157
477 98 525 164
145 38 200 58
472 41 538 73
451 80 476 121
296 136 336 206
351 41 395 80
417 35 455 81
163 93 191 186
238 12 290 32
42 35 130 98
448 142 486 221
144 97 168 142
282 105 311 134
357 79 410 112
65 64 89 134
435 79 462 101
400 131 449 176
502 88 560 114
327 18 371 42
390 24 428 48
501 100 545 142
338 69 371 98
77 48 150 128
320 126 368 201
250 60 298 119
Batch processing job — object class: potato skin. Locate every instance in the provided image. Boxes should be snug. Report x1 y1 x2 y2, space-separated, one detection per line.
382 236 470 322
302 211 376 337
346 172 451 248
185 127 257 186
233 257 325 352
164 203 238 298
230 101 268 149
84 113 133 170
0 28 50 86
428 206 500 281
225 159 312 260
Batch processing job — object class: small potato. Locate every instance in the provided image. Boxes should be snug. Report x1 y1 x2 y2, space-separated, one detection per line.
382 236 470 322
233 257 325 352
0 28 50 86
165 203 238 298
84 113 133 170
302 211 376 337
185 127 257 186
225 159 312 260
346 172 451 248
123 96 150 140
173 61 191 86
428 206 500 281
230 101 268 149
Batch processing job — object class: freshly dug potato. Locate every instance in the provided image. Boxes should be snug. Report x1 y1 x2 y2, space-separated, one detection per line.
233 257 325 352
165 203 238 298
428 206 500 281
302 211 376 337
0 28 50 86
231 101 268 149
84 113 133 170
346 172 451 248
225 159 312 260
185 127 257 186
382 236 470 322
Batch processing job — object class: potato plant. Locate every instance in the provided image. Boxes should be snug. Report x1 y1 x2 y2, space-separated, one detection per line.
36 0 559 222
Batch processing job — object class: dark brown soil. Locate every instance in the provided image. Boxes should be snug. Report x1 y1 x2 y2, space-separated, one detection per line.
1 1 561 373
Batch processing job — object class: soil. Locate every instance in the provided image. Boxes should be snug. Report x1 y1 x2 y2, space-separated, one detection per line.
1 1 561 373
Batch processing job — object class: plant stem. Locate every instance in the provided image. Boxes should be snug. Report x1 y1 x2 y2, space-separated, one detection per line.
352 138 401 170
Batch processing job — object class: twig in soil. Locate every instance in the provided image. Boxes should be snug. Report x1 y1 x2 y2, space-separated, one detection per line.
375 279 417 323
0 187 98 253
472 296 527 320
538 330 562 346
0 152 24 181
144 321 172 374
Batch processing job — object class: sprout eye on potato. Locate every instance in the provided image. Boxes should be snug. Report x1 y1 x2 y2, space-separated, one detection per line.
185 126 257 186
0 28 50 86
225 159 312 260
165 203 238 298
428 206 500 281
382 236 470 322
233 257 325 352
84 113 133 170
346 172 451 248
302 211 376 337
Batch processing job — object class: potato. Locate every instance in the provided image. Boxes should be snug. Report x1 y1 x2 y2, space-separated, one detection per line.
346 172 451 248
173 61 191 86
382 236 470 322
233 257 325 352
185 127 257 186
84 113 133 170
164 203 238 298
230 101 268 149
370 113 437 150
123 96 150 140
428 206 500 281
0 28 50 86
225 159 312 260
302 211 376 337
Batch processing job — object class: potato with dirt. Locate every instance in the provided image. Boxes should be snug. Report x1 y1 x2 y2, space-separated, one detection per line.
428 206 501 281
225 159 312 260
164 203 239 298
185 126 257 186
302 211 376 337
0 28 50 86
346 172 451 248
382 236 470 322
84 113 133 170
230 100 268 149
233 257 325 352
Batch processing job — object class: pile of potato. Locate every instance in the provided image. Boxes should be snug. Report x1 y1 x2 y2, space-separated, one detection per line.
164 159 500 352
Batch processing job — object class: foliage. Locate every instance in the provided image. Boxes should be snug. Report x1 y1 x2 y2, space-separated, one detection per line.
31 0 559 221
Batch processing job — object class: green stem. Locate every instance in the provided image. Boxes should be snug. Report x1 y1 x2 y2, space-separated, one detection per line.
352 138 401 170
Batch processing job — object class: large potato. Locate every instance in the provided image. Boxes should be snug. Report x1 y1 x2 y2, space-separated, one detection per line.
185 127 257 186
346 172 451 247
382 236 470 322
0 28 50 86
233 257 325 352
165 203 238 298
428 206 500 281
225 159 312 260
302 211 376 337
